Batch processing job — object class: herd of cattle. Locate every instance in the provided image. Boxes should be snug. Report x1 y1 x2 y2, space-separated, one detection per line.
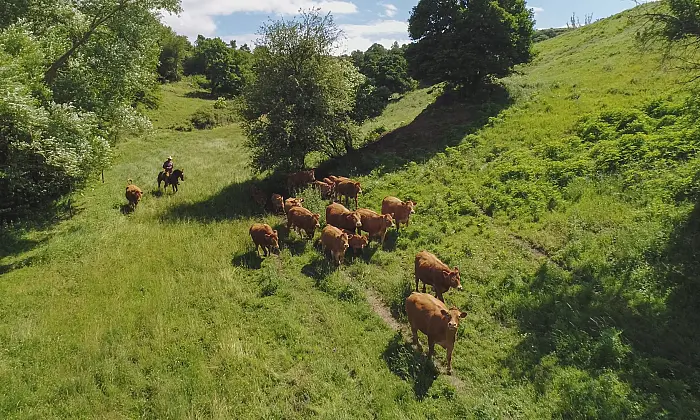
249 169 467 374
121 167 466 374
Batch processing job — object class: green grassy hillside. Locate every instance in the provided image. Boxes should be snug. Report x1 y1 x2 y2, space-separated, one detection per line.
2 3 699 418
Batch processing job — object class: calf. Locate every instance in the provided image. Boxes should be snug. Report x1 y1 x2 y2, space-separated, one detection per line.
125 181 143 211
336 180 362 209
343 230 369 256
284 197 304 214
326 203 362 233
287 206 320 240
320 225 349 265
356 208 394 244
414 250 462 302
249 223 280 256
271 193 284 214
312 180 334 199
405 292 467 375
381 196 416 232
287 169 316 192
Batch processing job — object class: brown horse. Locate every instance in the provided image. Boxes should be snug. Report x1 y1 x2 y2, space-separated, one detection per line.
158 169 184 193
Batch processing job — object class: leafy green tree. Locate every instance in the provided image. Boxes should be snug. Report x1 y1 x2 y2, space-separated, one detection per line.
241 9 363 172
351 43 415 94
407 0 534 89
157 25 192 82
184 36 251 96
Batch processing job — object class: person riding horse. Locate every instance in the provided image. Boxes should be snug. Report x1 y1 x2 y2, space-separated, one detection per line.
163 156 173 177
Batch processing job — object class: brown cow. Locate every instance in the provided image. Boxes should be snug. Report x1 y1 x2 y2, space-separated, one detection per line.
249 223 280 256
343 229 369 255
250 185 267 209
405 292 467 375
381 196 416 231
312 180 334 199
327 175 351 184
271 193 284 214
326 203 362 233
356 208 394 244
320 225 350 265
336 180 362 209
125 181 143 211
414 250 462 302
287 206 320 239
284 197 304 214
287 169 316 192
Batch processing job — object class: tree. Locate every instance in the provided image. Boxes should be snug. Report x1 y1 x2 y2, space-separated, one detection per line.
43 0 181 85
184 36 251 96
407 0 535 89
351 43 415 94
241 9 363 172
157 25 192 82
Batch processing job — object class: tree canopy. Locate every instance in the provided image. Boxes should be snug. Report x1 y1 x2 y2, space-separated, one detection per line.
184 36 252 96
407 0 534 88
241 9 364 172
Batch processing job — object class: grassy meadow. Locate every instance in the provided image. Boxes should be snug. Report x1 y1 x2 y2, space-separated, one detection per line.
2 3 700 418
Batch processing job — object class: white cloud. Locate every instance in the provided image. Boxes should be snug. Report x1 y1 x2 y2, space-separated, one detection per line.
163 0 358 41
380 4 398 18
337 20 409 53
531 6 544 15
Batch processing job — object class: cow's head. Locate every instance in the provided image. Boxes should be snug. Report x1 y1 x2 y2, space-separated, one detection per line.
267 230 280 254
350 211 362 227
313 213 321 227
272 194 283 205
355 182 362 194
441 307 467 332
340 232 349 249
406 200 416 214
383 214 395 228
307 168 316 181
349 234 368 250
442 267 462 290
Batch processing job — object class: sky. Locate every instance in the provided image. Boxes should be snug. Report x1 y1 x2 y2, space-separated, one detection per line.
162 0 650 54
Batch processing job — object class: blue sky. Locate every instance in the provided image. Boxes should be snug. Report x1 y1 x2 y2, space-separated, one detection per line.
162 0 649 53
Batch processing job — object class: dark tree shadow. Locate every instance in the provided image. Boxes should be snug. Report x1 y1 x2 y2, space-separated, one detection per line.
231 249 262 269
184 91 217 100
383 332 439 400
284 236 309 256
316 85 513 179
506 200 700 416
161 178 278 222
381 230 400 251
301 255 336 281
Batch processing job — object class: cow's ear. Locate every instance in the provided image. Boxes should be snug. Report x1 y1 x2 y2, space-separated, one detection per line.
454 266 459 272
459 312 467 318
273 230 278 236
442 269 450 278
440 309 450 318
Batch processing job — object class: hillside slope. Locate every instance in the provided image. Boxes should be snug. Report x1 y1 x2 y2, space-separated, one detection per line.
1 3 699 418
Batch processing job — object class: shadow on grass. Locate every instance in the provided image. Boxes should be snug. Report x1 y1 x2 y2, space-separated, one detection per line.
316 84 513 178
231 249 262 269
383 332 438 400
505 200 700 417
184 90 217 100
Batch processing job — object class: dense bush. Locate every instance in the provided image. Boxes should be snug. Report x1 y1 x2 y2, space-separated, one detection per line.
189 99 240 129
0 27 110 219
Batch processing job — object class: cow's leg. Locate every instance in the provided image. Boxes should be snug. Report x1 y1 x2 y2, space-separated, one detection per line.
354 196 358 209
427 337 435 359
415 276 420 292
410 324 422 351
380 228 387 244
446 345 454 375
436 290 445 303
422 282 426 293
